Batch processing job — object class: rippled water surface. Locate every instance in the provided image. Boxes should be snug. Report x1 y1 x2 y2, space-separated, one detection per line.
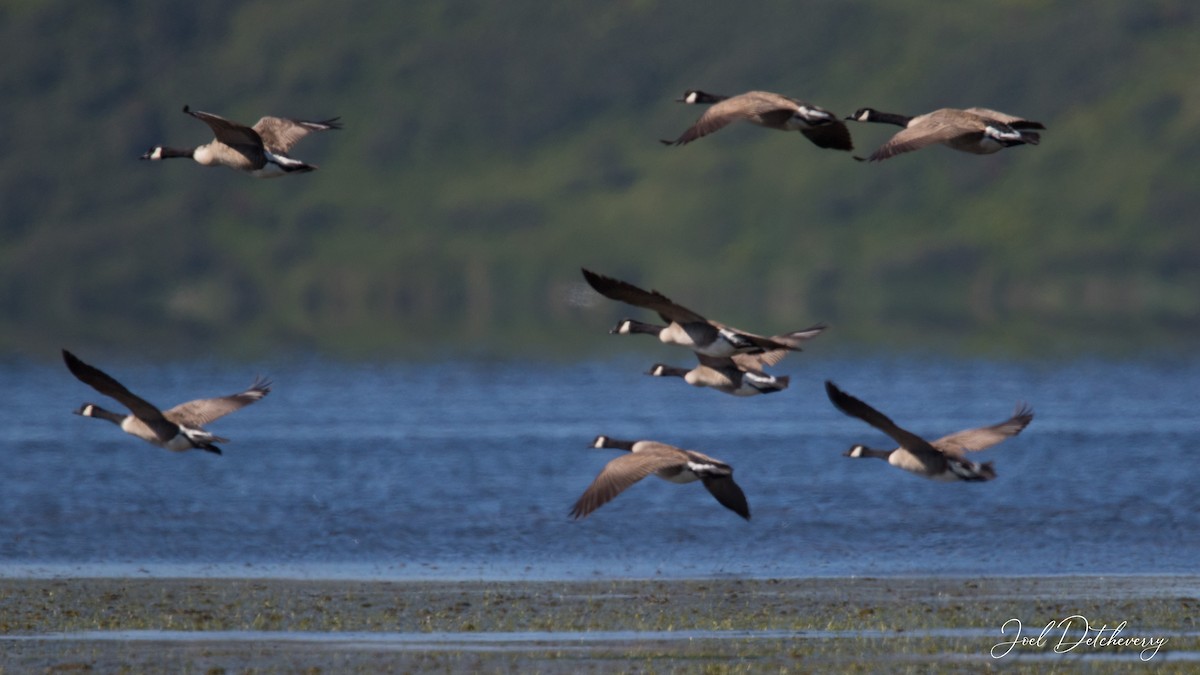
2 354 1196 579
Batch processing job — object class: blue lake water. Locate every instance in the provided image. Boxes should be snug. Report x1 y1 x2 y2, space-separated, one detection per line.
1 353 1196 580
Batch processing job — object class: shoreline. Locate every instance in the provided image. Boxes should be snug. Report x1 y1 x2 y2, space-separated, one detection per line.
3 561 1199 583
2 575 1196 672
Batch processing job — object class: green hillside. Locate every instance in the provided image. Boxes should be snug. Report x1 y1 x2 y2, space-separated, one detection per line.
1 1 1197 359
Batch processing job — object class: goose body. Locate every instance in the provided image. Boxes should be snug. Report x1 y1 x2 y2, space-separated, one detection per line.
141 105 341 177
662 89 853 151
648 353 789 397
570 436 750 520
825 381 1032 481
582 268 826 362
63 349 270 454
847 106 1043 162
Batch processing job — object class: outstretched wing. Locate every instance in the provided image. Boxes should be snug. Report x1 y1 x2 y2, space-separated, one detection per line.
164 376 272 428
824 380 945 463
253 116 342 153
730 350 785 369
662 94 795 146
184 106 263 149
581 268 708 325
760 323 828 363
932 403 1034 456
702 475 751 520
866 118 976 161
800 121 854 150
569 451 683 519
62 349 176 442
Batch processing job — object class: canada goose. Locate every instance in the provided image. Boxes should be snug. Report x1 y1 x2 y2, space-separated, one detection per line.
662 90 853 151
140 105 341 177
570 436 750 520
581 268 826 362
825 381 1032 482
63 349 270 454
648 353 789 397
846 106 1043 162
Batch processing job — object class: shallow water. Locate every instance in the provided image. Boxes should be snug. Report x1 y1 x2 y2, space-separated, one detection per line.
1 354 1197 579
7 629 1197 663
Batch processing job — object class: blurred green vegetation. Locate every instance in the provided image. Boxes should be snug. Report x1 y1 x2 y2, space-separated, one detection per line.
1 0 1196 360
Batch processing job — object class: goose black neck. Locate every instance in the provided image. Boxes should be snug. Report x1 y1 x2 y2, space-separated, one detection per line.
164 146 196 158
869 111 913 127
597 437 637 451
860 446 893 460
620 319 665 336
84 405 126 425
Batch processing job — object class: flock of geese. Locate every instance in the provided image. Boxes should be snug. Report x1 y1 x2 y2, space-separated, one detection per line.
66 89 1043 523
660 89 1043 161
567 267 1034 520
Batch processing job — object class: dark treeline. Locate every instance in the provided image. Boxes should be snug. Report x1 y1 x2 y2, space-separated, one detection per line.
1 1 1196 360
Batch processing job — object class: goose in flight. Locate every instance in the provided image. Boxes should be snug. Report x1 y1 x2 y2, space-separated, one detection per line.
63 349 270 454
825 380 1032 481
570 436 750 520
662 89 853 151
647 353 790 397
846 106 1043 162
582 268 825 363
141 105 340 177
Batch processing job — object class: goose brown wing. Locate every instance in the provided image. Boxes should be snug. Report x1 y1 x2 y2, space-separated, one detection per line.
691 354 742 380
824 381 945 463
761 323 828 358
730 323 825 368
61 350 177 442
730 350 785 369
581 268 708 324
662 106 743 145
164 377 272 428
663 92 797 145
253 116 342 153
866 117 978 161
569 451 684 519
932 403 1034 456
184 106 263 150
705 352 762 373
963 108 1045 129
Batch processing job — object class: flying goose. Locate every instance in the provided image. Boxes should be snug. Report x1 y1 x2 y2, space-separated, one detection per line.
141 105 341 177
570 436 750 520
846 106 1043 162
825 381 1032 481
648 353 790 397
582 268 826 362
63 349 270 454
662 89 853 151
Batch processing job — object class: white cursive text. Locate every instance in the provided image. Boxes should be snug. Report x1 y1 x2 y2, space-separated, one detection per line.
991 615 1168 661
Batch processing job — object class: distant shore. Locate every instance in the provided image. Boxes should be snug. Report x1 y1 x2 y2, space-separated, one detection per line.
2 575 1195 672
